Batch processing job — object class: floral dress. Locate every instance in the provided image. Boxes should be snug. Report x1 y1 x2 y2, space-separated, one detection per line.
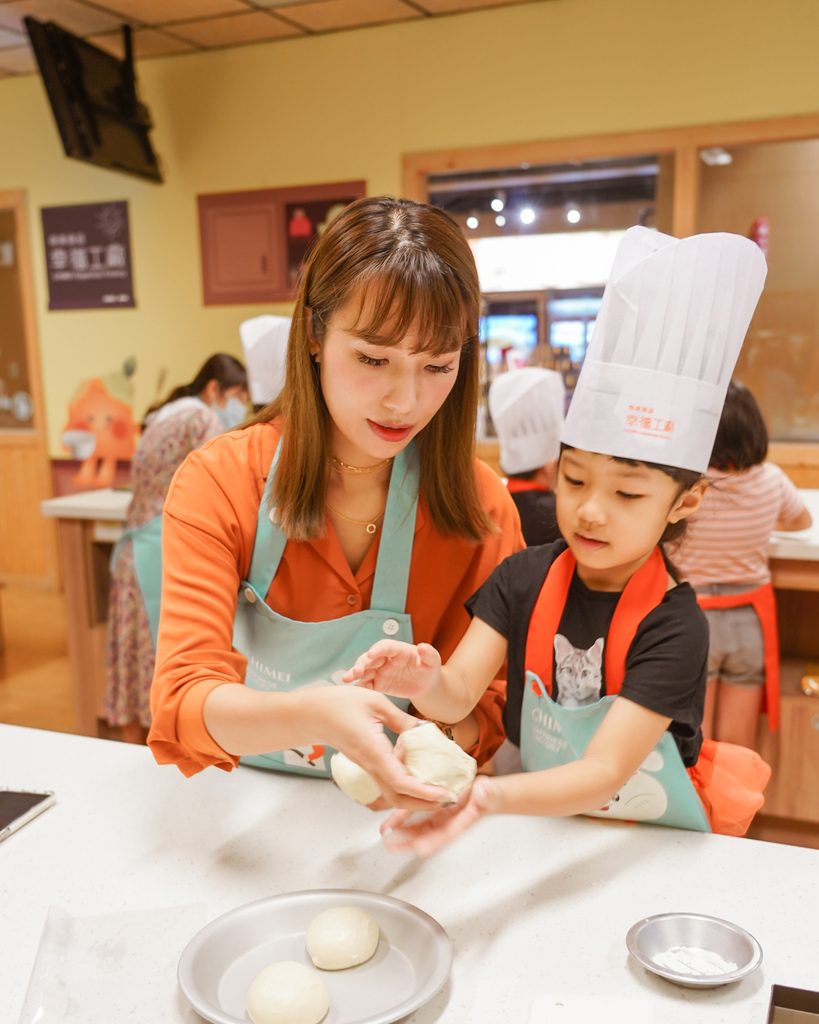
104 399 222 727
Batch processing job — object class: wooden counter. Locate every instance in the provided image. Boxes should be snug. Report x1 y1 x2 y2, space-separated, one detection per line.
40 488 131 737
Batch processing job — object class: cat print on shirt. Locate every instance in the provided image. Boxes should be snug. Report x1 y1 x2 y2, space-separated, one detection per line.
554 634 604 707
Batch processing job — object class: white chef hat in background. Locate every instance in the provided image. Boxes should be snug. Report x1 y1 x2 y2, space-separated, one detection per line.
489 368 566 475
239 315 291 406
561 226 767 473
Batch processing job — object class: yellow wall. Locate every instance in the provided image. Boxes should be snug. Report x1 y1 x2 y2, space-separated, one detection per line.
2 0 819 455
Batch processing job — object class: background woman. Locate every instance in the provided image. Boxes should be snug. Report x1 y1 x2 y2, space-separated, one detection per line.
105 353 248 744
147 196 524 807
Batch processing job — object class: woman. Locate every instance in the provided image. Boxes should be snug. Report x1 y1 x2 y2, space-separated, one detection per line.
147 197 524 808
105 353 248 744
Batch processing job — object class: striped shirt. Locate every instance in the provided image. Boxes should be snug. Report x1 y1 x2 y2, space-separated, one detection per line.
671 462 808 587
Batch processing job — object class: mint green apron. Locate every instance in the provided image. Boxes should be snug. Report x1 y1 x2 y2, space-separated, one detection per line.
111 515 164 646
234 441 418 776
520 674 711 831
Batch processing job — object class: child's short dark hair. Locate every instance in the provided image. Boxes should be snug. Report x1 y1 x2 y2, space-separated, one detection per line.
709 381 768 472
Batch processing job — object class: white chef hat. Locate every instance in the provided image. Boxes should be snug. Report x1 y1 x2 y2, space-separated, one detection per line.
561 226 767 473
239 315 291 406
489 368 566 475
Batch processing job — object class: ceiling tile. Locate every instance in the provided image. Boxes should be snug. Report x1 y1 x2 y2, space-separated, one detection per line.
274 0 421 31
0 0 125 36
414 0 533 12
87 27 197 58
169 10 303 45
0 43 37 71
87 0 252 27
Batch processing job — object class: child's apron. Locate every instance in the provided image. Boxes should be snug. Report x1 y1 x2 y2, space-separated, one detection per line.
233 440 419 776
696 583 780 731
110 515 164 646
520 546 712 832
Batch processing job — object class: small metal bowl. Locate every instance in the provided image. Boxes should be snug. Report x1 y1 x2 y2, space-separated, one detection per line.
626 912 763 989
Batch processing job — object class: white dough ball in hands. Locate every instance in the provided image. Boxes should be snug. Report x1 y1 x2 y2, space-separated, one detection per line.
306 906 380 970
246 961 329 1024
330 751 383 806
399 721 477 801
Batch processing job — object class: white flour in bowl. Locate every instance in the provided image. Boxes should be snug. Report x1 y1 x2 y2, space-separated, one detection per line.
652 946 738 976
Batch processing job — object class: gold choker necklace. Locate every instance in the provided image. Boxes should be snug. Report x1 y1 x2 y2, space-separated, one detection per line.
329 454 393 475
326 503 386 535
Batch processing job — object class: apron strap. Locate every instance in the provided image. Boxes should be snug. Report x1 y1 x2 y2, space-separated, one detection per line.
696 582 780 731
246 441 287 595
524 548 576 694
246 439 420 613
604 546 669 694
505 479 551 494
524 545 668 696
370 441 420 613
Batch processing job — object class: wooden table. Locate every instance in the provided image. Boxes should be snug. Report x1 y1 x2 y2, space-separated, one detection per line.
40 488 131 736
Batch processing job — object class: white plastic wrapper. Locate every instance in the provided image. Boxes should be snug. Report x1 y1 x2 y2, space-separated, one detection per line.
16 904 207 1023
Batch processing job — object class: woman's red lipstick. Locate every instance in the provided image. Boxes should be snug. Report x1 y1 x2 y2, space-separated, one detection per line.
368 420 413 443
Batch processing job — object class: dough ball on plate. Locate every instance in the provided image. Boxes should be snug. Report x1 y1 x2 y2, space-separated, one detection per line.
306 906 380 970
330 752 382 806
400 721 476 801
246 961 329 1024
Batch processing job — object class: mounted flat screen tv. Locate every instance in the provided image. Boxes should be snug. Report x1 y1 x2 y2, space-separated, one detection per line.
24 17 163 184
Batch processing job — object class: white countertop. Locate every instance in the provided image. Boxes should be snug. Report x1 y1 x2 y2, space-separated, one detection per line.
2 724 817 1023
40 487 133 522
768 488 819 561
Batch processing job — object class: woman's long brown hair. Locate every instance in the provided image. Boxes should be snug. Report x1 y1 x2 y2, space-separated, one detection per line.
250 196 494 543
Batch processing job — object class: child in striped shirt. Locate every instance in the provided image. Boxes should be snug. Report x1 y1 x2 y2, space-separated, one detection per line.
671 382 811 749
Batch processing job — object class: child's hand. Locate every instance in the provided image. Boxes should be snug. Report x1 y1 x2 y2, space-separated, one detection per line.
378 775 501 858
342 640 442 700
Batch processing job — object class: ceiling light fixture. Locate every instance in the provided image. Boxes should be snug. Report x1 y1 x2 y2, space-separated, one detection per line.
466 215 479 229
566 207 581 224
495 214 506 227
700 147 733 166
491 193 505 212
520 207 535 225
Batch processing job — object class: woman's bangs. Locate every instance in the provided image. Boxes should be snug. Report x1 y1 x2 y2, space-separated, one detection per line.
349 264 471 355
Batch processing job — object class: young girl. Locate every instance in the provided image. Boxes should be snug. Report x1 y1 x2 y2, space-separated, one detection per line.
147 197 524 810
345 226 771 852
671 381 811 749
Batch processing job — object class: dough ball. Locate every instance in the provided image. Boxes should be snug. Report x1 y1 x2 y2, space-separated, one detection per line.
400 721 477 801
330 752 382 806
306 906 380 971
246 961 329 1024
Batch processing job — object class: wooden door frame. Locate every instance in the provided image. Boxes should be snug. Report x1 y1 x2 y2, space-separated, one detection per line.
0 189 59 589
403 113 819 476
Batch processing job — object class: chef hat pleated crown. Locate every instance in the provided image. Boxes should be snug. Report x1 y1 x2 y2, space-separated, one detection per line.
561 226 767 473
239 315 291 406
488 368 565 474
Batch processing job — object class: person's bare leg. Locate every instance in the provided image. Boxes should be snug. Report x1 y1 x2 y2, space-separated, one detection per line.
701 678 718 740
714 682 764 749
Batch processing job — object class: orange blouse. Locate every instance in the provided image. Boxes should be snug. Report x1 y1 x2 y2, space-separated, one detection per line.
148 421 525 777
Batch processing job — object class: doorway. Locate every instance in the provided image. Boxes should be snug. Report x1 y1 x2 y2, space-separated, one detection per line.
0 190 59 589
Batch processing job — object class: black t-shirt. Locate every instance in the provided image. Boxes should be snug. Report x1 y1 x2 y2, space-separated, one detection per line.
510 489 562 547
466 540 708 766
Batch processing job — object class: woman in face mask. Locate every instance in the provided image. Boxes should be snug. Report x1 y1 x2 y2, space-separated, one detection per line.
104 353 249 743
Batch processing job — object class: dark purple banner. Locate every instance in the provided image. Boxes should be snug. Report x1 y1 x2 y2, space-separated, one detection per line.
41 201 135 310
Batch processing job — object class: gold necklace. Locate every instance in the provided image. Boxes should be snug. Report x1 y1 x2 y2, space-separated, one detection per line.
329 455 393 475
326 503 386 535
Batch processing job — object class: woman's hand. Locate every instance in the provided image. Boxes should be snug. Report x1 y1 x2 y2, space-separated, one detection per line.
311 685 448 812
342 640 442 700
379 775 501 857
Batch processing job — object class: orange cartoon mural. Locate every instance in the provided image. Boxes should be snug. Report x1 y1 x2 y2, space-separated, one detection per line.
62 369 139 488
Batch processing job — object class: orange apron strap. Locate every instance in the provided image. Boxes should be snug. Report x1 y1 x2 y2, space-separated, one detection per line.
696 583 780 732
523 546 668 697
506 479 551 494
604 547 670 695
524 549 577 695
